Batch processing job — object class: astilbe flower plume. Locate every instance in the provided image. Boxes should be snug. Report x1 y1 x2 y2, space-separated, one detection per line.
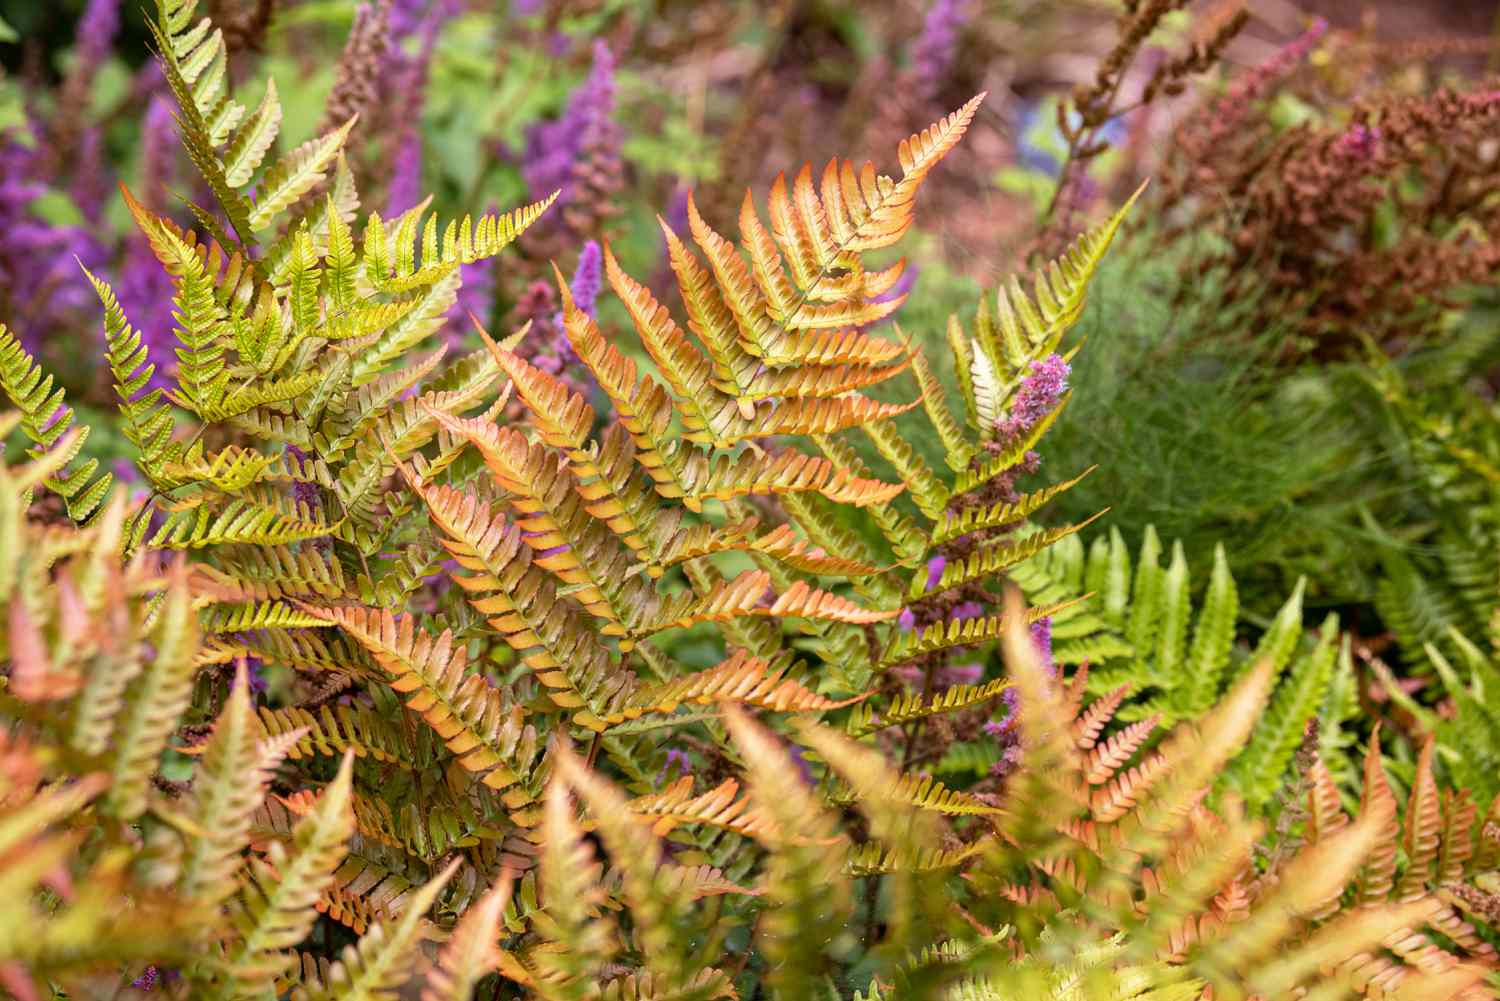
996 354 1069 444
1199 17 1328 150
117 97 180 389
1334 123 1381 161
1162 42 1500 352
523 40 624 243
0 139 107 350
379 7 492 345
47 0 122 167
508 242 601 408
567 240 603 319
388 0 433 39
71 128 110 227
982 687 1023 781
384 7 448 217
910 0 973 102
320 1 391 139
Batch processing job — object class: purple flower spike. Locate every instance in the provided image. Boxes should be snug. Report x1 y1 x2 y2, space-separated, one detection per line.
995 354 1070 443
786 743 815 787
1030 616 1053 674
523 40 618 211
0 138 107 349
387 130 424 219
911 0 973 98
1203 17 1327 146
71 128 110 225
657 748 693 785
898 608 917 632
569 241 603 318
925 555 947 591
76 0 122 68
388 0 432 40
952 601 983 622
117 95 181 389
1001 686 1019 713
1335 124 1381 161
989 742 1024 780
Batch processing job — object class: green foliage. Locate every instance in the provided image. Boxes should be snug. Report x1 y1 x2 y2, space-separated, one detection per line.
1038 233 1387 613
1012 525 1359 812
0 426 507 999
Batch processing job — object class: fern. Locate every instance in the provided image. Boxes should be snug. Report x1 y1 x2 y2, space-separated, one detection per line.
958 602 1496 1000
1010 525 1358 809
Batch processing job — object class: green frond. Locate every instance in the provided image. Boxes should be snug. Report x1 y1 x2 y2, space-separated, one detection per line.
922 515 1105 599
104 561 199 820
216 752 356 997
201 600 331 632
0 326 112 521
296 860 458 1001
970 183 1145 410
247 117 356 231
258 703 414 768
723 706 851 1001
847 679 1014 737
305 605 542 796
178 664 300 908
906 338 976 471
148 0 257 240
150 496 334 549
933 469 1096 545
882 600 1082 667
862 416 950 521
1226 616 1340 810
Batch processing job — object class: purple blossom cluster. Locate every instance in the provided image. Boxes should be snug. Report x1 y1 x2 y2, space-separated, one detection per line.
75 0 121 69
657 747 693 785
1029 616 1053 675
568 240 604 319
1334 123 1382 161
980 620 1054 781
379 5 497 347
996 354 1069 443
384 8 450 219
508 242 601 400
1202 17 1328 148
388 0 461 41
0 0 194 379
982 687 1024 780
116 99 180 389
910 0 973 99
523 41 622 229
0 139 108 350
